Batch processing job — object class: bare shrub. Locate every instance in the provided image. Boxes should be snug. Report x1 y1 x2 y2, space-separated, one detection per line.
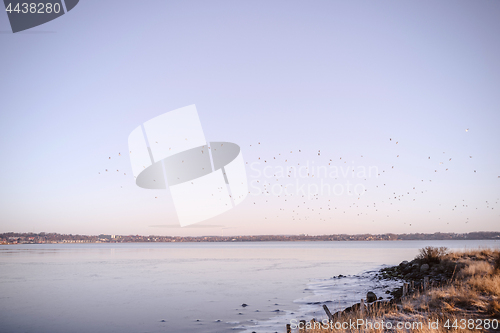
416 246 448 264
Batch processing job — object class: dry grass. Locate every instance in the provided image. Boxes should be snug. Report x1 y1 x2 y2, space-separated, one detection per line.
305 306 483 332
411 249 500 315
459 261 494 278
453 250 500 298
444 248 499 262
469 274 500 297
487 299 500 316
421 283 491 313
305 248 500 332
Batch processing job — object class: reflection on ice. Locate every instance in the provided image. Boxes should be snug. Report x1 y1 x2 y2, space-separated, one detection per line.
236 268 402 332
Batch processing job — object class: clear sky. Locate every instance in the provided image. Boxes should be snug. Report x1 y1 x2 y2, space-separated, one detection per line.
1 0 499 236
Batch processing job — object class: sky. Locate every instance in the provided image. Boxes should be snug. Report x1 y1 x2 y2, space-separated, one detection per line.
0 0 499 237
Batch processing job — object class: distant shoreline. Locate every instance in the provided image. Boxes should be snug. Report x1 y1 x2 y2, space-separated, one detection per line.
1 231 499 245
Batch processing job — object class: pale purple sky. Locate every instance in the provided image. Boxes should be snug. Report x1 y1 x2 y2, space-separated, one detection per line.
0 0 499 236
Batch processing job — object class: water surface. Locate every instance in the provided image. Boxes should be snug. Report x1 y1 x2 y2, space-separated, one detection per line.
0 240 498 333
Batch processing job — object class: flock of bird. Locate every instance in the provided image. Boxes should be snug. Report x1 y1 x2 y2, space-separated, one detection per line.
99 128 499 229
240 128 498 228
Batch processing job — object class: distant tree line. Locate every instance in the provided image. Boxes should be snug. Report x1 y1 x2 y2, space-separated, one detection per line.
1 231 499 244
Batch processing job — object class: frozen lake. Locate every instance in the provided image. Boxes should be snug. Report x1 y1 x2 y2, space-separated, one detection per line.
0 240 498 333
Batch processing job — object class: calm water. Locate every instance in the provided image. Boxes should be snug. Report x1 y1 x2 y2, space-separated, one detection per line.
0 240 498 333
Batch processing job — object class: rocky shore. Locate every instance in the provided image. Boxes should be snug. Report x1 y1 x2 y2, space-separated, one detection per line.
301 247 500 332
323 255 462 319
375 253 464 300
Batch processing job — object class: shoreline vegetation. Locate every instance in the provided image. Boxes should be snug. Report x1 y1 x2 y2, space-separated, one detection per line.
295 247 500 333
1 231 500 245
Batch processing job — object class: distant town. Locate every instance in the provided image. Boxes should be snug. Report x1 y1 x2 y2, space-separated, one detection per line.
1 231 499 244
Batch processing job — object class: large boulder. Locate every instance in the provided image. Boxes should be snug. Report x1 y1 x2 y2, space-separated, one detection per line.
399 260 409 267
420 264 430 272
367 291 377 303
